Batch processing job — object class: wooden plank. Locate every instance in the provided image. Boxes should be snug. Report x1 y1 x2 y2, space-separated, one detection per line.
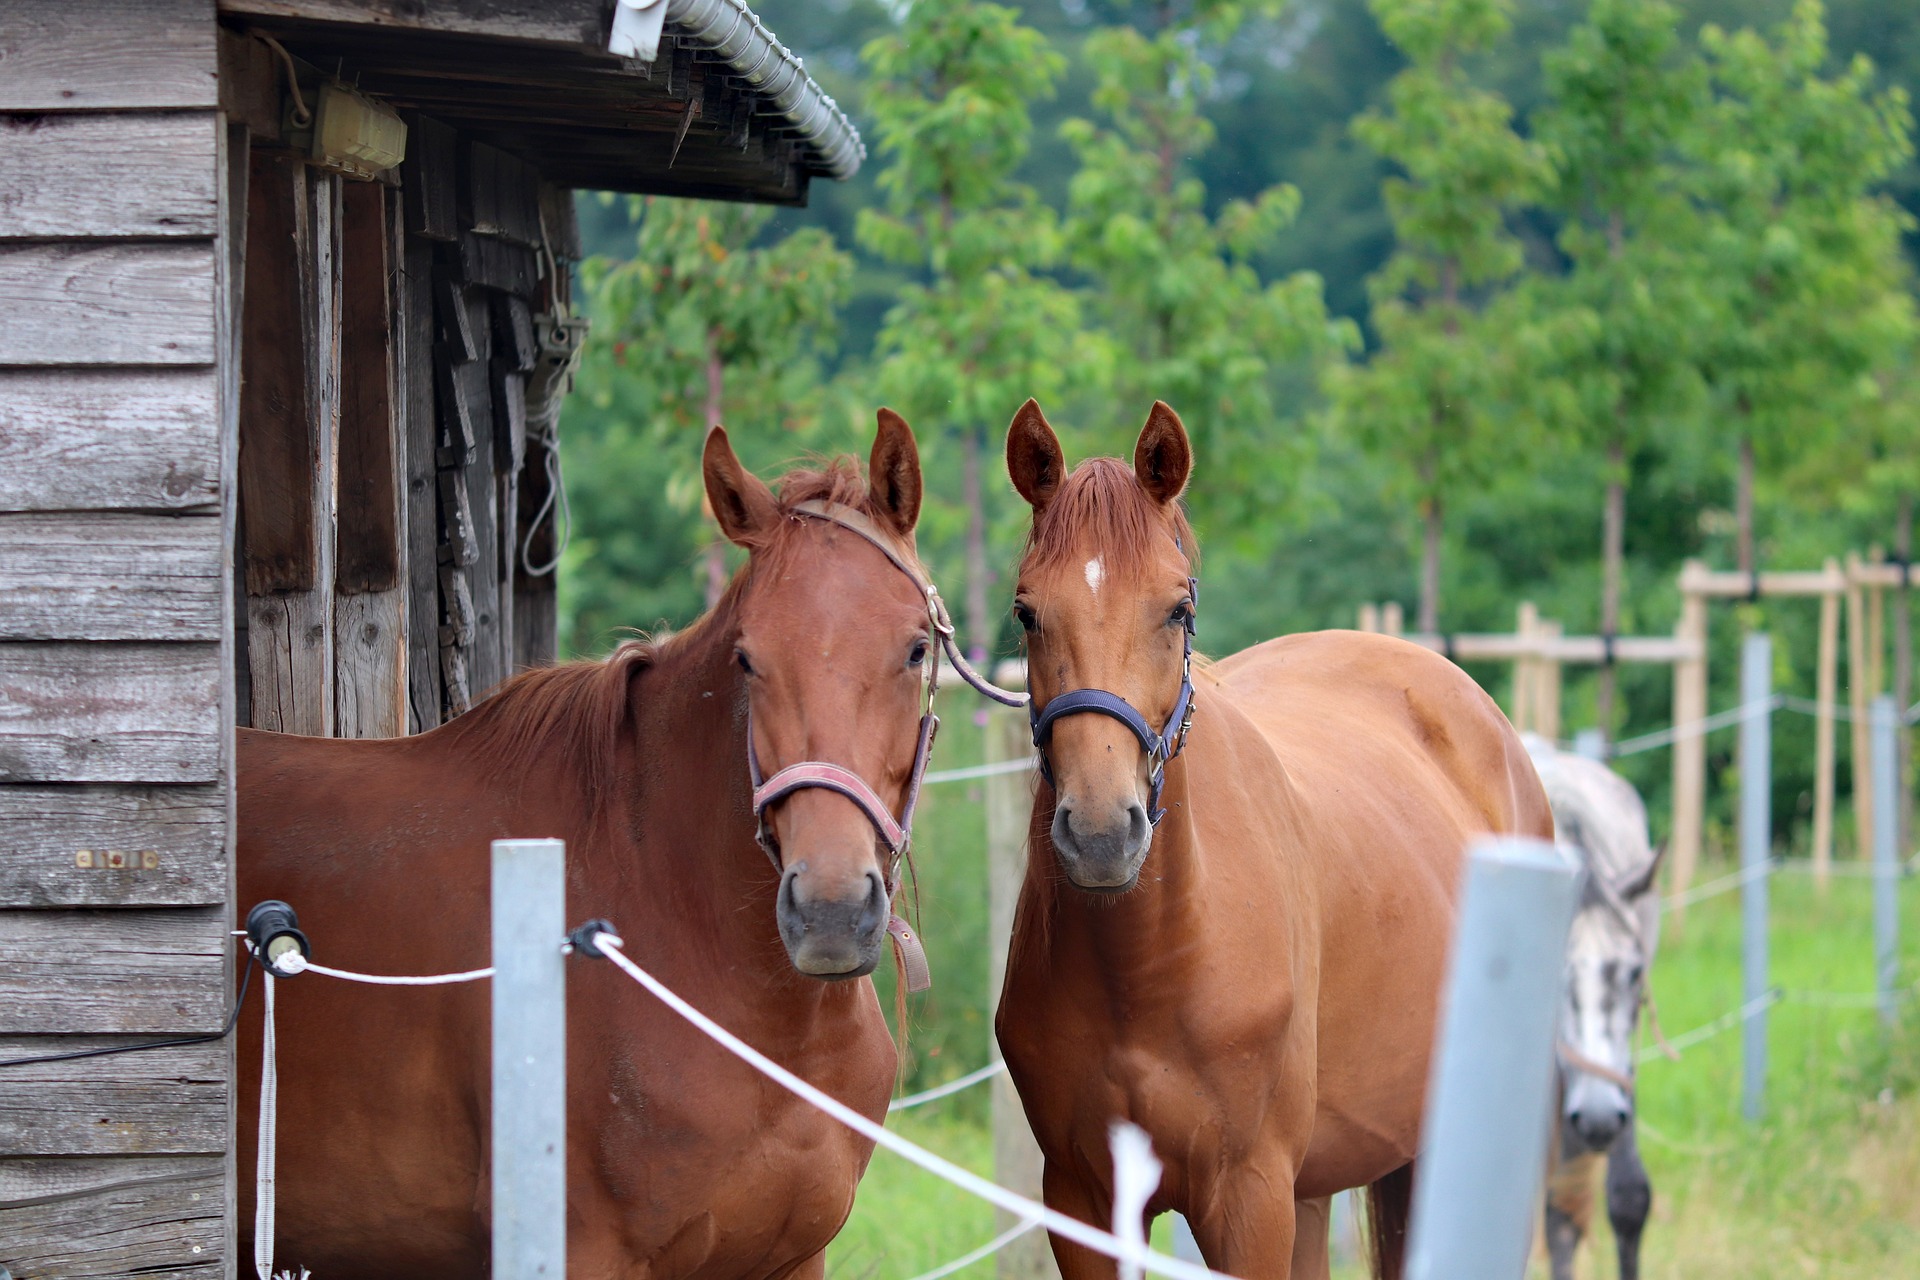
0 907 229 1034
219 0 609 48
0 1038 226 1155
404 111 461 242
0 243 216 366
493 366 527 471
238 149 317 594
1680 565 1848 598
217 25 283 140
493 292 538 371
436 275 484 365
0 1 217 111
436 356 482 468
334 588 408 737
465 140 542 246
398 229 443 731
437 469 477 566
0 784 224 907
1813 560 1841 885
0 643 220 784
0 369 219 513
538 182 582 262
0 513 222 642
457 231 537 294
514 573 558 670
246 593 333 736
0 1155 224 1278
0 112 220 239
462 378 503 701
337 181 401 594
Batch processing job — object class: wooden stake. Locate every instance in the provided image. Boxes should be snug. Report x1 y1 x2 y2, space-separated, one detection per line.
1539 619 1563 745
1812 561 1840 889
1671 571 1709 920
1513 602 1538 733
1850 553 1875 861
1383 601 1404 638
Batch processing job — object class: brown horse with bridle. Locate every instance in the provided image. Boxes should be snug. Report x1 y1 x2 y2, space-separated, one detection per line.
236 415 972 1278
994 400 1553 1279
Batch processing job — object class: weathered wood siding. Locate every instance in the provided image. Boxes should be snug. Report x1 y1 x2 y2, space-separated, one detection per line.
0 2 235 1274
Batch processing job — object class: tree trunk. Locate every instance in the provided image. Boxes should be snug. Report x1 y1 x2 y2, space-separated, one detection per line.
1897 494 1913 857
1597 438 1626 733
1736 433 1756 577
1419 492 1442 637
962 423 992 661
703 333 727 611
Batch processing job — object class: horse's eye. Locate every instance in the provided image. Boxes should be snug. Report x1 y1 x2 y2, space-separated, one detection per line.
1627 964 1644 987
907 639 928 668
1169 602 1194 628
735 649 754 676
1014 602 1037 632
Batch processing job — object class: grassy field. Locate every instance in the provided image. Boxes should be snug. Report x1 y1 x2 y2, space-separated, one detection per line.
831 814 1920 1277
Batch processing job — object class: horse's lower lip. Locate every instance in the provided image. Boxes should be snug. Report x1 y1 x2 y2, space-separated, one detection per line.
1066 872 1140 896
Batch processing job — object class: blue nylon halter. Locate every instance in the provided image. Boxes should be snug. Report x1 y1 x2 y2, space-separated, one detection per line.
1027 575 1198 825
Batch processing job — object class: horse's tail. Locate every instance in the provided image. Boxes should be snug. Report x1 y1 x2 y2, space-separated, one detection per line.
1364 1161 1415 1280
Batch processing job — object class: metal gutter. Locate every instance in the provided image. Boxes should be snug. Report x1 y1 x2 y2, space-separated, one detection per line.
663 0 866 181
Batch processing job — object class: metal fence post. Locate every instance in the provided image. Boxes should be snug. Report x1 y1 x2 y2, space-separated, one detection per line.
1740 633 1771 1122
493 838 567 1277
1404 837 1581 1280
1872 695 1902 1026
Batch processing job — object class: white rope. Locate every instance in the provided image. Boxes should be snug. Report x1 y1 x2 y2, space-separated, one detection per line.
1775 854 1920 878
591 932 1232 1280
1609 695 1783 757
1782 987 1914 1009
902 1216 1043 1280
268 951 494 985
889 1059 1007 1111
922 757 1036 786
1661 859 1773 913
255 973 279 1280
1636 989 1780 1063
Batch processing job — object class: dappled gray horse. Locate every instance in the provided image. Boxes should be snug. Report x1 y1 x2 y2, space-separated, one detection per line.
1525 738 1662 1280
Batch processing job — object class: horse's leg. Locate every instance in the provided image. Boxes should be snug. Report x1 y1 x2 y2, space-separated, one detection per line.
1606 1118 1653 1280
774 1248 828 1280
1544 1146 1599 1280
1041 1160 1121 1280
1185 1172 1298 1278
1289 1196 1331 1280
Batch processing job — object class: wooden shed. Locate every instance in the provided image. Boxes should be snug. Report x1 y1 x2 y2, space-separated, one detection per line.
0 2 861 1273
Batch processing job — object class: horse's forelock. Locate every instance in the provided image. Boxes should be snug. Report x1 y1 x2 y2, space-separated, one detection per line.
1021 457 1195 582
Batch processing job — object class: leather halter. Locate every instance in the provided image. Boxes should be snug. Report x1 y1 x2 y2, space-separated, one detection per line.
1028 572 1198 825
742 499 951 992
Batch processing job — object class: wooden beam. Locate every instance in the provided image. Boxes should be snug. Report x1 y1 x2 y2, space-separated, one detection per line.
1670 581 1709 920
1399 632 1703 664
0 0 218 111
1678 563 1847 598
397 225 444 730
0 512 222 642
0 1039 226 1155
0 784 224 908
0 907 229 1034
0 243 217 365
219 0 610 48
0 643 221 784
0 1155 225 1278
0 370 220 514
405 111 462 242
0 112 220 238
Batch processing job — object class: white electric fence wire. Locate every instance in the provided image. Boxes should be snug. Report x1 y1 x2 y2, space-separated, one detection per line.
1609 695 1783 757
888 1058 1008 1111
268 951 494 984
903 1216 1043 1280
1661 859 1773 913
1636 989 1781 1064
1775 854 1920 878
255 974 279 1280
591 932 1232 1280
923 757 1037 785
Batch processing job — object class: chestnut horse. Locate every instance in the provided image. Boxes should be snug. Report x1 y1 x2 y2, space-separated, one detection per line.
994 400 1553 1279
237 415 943 1279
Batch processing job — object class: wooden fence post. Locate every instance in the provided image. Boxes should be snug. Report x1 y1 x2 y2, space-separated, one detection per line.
1538 619 1562 744
1513 602 1538 733
984 705 1058 1280
1848 554 1875 861
1671 566 1709 917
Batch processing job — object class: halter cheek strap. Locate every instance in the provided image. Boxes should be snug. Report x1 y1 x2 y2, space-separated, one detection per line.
1028 576 1198 825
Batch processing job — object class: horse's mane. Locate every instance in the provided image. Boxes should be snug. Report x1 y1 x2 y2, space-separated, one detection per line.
439 453 898 816
1022 457 1197 577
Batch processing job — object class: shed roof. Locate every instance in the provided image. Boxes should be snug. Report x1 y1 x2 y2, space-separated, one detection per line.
220 0 863 204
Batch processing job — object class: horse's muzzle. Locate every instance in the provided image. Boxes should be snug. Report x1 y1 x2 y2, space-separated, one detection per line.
1051 799 1151 893
1564 1075 1631 1151
776 864 888 979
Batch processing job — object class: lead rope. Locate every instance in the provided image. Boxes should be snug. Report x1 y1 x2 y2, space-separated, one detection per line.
255 970 279 1280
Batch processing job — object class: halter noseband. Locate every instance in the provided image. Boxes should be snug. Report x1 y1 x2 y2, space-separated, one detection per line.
1028 573 1198 825
742 499 956 992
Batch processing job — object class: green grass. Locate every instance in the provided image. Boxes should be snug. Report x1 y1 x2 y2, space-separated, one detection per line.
836 828 1920 1277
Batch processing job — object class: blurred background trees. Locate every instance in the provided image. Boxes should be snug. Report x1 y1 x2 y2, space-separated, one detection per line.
564 0 1920 852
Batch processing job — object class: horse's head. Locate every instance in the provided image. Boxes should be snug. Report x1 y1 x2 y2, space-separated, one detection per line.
1560 852 1662 1151
1006 398 1197 893
703 412 931 980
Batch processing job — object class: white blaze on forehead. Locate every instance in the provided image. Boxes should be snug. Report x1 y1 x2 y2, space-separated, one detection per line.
1084 556 1105 598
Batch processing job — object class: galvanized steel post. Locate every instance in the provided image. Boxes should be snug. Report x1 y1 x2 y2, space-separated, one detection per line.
1404 836 1581 1280
1740 633 1771 1122
1872 695 1901 1026
492 838 567 1276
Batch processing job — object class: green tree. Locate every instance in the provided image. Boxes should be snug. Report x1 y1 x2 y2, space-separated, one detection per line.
578 198 851 606
857 1 1101 656
1522 0 1707 729
1334 0 1553 633
1060 1 1354 546
1688 0 1913 575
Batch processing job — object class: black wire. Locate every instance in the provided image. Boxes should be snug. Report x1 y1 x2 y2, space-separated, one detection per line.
0 949 255 1069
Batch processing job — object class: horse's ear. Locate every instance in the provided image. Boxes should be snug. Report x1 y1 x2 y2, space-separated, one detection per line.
1134 401 1192 505
1621 841 1668 900
869 408 923 537
1007 398 1065 513
702 425 778 548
